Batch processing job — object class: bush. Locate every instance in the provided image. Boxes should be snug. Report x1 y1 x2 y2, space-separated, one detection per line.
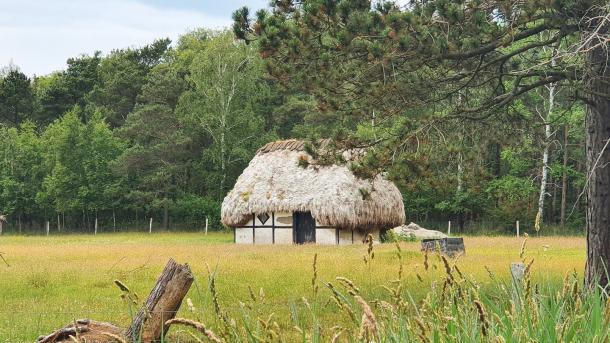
382 229 416 243
171 194 222 231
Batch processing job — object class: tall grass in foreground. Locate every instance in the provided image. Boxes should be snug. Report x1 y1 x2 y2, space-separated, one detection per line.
170 237 609 343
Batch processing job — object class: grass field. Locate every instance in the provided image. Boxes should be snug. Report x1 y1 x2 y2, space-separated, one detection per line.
0 232 588 342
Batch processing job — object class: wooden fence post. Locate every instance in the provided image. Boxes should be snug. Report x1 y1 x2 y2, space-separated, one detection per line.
125 258 194 342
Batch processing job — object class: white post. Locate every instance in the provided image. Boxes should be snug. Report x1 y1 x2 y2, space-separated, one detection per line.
94 217 98 235
511 262 526 282
45 221 49 236
205 217 208 235
149 217 153 234
447 221 451 236
516 220 520 238
57 214 61 232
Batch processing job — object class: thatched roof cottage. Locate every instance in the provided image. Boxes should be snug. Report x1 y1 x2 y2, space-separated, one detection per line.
221 140 405 244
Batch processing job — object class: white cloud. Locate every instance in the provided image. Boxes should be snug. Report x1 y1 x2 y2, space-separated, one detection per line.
0 0 232 76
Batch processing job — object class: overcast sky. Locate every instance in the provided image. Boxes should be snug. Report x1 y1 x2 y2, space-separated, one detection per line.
0 0 268 76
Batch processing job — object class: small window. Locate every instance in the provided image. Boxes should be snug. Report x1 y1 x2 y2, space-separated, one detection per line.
257 213 270 225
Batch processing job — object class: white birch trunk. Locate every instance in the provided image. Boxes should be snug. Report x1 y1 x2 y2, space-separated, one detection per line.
94 216 98 235
149 217 153 234
537 63 556 224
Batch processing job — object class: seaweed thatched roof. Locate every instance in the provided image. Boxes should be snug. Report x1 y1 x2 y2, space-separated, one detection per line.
221 139 405 230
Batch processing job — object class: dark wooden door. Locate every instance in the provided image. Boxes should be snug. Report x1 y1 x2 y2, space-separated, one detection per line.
293 211 316 244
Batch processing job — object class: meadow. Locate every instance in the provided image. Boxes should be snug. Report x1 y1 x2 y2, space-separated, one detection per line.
0 232 601 342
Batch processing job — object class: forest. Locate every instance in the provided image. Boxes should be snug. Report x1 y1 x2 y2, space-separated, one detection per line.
0 26 588 235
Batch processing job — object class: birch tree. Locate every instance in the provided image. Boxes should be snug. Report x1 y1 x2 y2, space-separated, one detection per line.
178 31 274 200
536 49 558 231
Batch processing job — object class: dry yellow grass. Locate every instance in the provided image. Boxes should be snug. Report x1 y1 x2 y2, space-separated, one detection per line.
0 233 585 342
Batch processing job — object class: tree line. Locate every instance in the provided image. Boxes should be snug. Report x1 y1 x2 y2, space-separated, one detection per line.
0 31 278 233
0 25 589 235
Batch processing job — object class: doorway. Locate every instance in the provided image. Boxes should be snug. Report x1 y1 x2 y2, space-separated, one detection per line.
293 211 315 244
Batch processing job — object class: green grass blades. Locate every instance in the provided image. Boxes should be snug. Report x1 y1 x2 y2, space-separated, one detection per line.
0 233 606 342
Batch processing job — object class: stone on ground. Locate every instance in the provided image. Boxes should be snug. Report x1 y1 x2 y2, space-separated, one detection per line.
392 222 448 240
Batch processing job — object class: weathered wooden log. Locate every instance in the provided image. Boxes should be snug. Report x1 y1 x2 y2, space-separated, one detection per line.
36 319 124 343
125 258 194 342
37 258 193 343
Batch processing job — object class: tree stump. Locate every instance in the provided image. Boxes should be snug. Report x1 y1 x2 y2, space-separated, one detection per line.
37 258 193 343
125 258 194 342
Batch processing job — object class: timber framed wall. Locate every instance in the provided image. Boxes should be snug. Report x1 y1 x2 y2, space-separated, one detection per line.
234 211 381 245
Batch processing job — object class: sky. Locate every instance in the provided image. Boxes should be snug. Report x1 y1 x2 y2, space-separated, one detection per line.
0 0 268 76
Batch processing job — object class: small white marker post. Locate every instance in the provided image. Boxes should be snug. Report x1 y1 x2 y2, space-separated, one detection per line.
149 217 153 234
447 221 451 236
205 217 208 235
516 220 520 238
511 262 525 282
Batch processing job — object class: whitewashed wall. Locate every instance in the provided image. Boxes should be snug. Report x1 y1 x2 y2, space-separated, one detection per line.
235 227 253 244
234 211 381 245
316 228 337 245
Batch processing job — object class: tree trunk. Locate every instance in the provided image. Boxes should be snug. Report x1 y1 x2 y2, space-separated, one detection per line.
163 205 169 230
125 258 194 342
584 24 610 289
551 175 557 223
560 124 569 227
0 220 3 235
220 127 226 199
537 71 556 228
